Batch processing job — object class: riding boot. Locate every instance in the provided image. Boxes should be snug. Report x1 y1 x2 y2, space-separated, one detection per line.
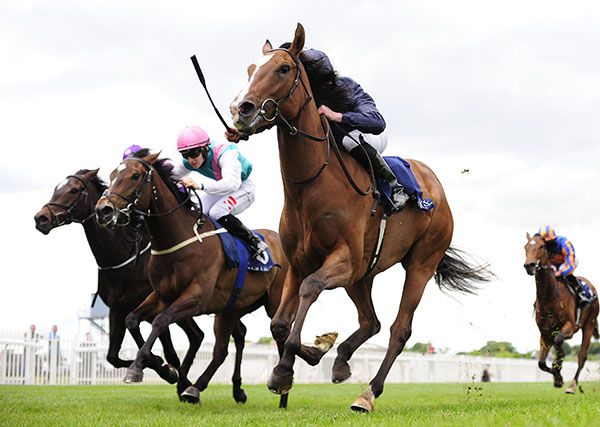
349 143 409 211
217 214 268 259
566 274 588 303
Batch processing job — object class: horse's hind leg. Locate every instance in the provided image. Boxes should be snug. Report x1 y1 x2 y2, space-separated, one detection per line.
332 277 379 383
352 241 444 413
158 328 180 369
180 312 237 404
231 319 248 403
566 308 597 394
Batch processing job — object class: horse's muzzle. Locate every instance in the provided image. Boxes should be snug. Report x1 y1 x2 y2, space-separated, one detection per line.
524 263 536 276
33 212 52 235
95 200 116 228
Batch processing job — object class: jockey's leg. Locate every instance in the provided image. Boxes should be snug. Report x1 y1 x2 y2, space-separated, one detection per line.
343 130 408 211
210 180 267 259
566 274 588 302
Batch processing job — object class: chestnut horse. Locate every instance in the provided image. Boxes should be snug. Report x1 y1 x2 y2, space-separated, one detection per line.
524 233 599 394
34 169 249 403
230 23 492 412
95 153 336 406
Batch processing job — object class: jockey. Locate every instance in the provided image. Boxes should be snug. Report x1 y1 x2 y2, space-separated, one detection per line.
537 225 587 299
226 45 409 211
171 125 267 259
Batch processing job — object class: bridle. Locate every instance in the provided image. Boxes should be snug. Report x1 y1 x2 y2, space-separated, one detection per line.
101 157 196 226
44 175 95 227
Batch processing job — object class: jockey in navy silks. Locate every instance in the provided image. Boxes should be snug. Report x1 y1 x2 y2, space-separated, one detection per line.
226 46 409 211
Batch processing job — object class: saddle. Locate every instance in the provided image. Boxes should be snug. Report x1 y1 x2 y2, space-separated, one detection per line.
560 276 597 307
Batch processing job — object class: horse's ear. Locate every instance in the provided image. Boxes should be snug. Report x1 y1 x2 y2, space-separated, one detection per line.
262 39 273 54
85 168 100 178
144 151 161 164
290 23 305 55
526 232 531 241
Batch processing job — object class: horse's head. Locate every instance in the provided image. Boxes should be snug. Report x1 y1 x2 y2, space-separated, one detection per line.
524 232 549 275
34 169 100 234
95 152 160 228
230 23 311 136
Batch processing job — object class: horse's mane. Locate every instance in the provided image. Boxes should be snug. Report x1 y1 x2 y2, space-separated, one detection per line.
132 150 200 212
75 169 107 193
279 43 353 113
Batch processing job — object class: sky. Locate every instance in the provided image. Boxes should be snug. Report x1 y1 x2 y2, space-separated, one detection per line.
1 0 599 354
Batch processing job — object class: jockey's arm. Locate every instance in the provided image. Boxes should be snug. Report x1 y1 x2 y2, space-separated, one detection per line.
203 149 242 195
557 240 576 276
339 77 386 135
170 161 191 181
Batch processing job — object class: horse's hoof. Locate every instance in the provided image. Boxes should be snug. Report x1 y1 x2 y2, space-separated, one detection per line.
165 364 179 384
565 387 576 394
350 386 374 413
234 389 247 404
553 379 564 388
267 368 294 395
179 386 200 404
124 368 143 383
314 332 338 353
332 361 352 384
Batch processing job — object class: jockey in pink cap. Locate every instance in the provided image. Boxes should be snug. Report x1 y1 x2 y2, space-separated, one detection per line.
171 125 267 259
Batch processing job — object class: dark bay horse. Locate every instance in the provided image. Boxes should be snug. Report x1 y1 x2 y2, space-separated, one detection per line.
524 233 599 394
34 169 247 402
95 153 336 406
229 23 492 412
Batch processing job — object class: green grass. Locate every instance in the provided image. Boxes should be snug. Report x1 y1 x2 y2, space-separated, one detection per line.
1 382 599 426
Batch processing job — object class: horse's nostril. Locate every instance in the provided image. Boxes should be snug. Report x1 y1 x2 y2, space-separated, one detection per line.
238 101 256 116
98 205 113 218
35 215 49 225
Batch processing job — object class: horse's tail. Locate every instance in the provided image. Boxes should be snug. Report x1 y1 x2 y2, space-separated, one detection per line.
434 246 495 294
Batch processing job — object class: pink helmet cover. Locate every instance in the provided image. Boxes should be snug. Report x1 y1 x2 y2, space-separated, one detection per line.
177 126 210 151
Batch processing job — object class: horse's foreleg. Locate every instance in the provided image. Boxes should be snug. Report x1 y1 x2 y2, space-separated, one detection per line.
333 277 379 383
552 323 574 388
174 317 204 397
158 328 180 369
566 317 596 394
126 288 203 385
537 338 552 374
106 310 133 368
267 248 352 396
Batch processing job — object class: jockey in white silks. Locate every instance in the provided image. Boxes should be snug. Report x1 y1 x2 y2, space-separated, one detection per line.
170 125 267 259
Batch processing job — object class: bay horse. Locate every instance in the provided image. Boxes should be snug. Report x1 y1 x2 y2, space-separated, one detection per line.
34 169 247 402
95 152 336 406
523 232 599 394
229 23 493 412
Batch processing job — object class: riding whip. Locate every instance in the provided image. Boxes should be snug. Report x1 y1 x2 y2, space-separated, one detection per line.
190 55 248 141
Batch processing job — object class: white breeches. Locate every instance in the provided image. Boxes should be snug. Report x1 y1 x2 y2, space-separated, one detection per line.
200 178 256 219
341 129 388 154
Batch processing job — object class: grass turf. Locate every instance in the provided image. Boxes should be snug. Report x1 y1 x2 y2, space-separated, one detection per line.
1 382 599 426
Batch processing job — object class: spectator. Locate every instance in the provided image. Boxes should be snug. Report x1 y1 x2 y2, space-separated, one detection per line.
47 325 61 378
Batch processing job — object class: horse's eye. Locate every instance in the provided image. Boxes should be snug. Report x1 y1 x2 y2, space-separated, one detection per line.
279 64 291 74
132 173 141 180
69 188 79 194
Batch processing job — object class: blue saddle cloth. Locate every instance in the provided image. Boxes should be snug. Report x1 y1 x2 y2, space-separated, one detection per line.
207 218 278 310
577 278 597 304
376 156 435 212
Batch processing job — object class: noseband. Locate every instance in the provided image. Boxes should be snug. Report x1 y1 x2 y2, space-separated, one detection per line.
44 175 94 227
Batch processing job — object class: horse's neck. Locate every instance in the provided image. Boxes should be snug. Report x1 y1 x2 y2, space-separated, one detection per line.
144 176 203 250
277 104 330 200
535 265 560 304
